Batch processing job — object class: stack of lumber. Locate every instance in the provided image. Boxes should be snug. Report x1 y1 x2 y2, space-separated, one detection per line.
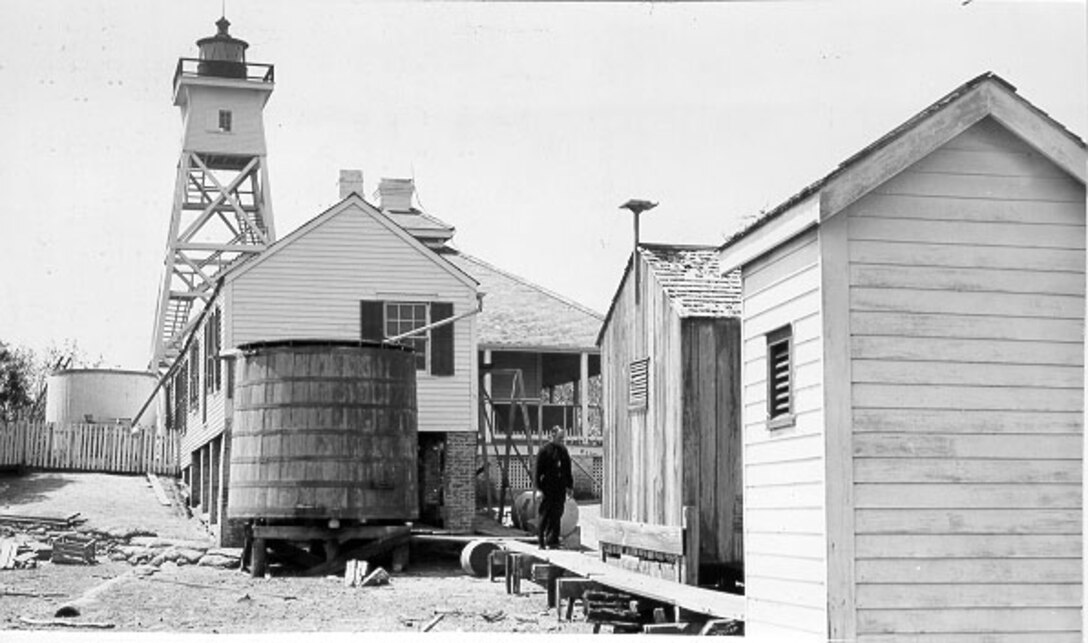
584 589 656 634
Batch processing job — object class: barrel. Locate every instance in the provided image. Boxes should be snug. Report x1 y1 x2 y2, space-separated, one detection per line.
227 340 419 521
512 490 579 538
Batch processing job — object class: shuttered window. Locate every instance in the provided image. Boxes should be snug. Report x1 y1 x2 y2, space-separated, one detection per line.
628 357 649 412
766 325 793 426
360 299 456 376
188 341 200 406
204 308 222 394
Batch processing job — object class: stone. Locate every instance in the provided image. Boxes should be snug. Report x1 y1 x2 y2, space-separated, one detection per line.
174 548 204 564
109 552 128 562
197 554 236 569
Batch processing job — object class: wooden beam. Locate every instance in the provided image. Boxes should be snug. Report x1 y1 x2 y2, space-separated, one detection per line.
253 524 406 543
594 516 684 557
176 242 266 253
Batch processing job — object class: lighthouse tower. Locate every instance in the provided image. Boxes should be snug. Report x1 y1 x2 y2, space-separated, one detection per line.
150 17 276 372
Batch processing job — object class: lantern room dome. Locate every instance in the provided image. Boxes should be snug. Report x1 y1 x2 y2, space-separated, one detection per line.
196 17 249 78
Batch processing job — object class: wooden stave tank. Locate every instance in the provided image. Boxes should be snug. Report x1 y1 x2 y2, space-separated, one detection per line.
227 340 419 522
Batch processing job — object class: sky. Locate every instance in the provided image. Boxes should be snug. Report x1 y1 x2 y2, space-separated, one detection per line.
0 0 1085 370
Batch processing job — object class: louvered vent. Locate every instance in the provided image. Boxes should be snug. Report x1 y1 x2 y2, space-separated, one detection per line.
629 357 649 412
767 326 792 421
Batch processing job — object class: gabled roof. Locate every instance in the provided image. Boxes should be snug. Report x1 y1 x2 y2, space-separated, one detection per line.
596 243 741 346
224 193 476 288
719 72 1087 271
440 250 603 352
640 244 742 317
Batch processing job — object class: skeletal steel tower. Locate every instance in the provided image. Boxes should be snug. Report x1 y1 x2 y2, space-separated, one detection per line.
150 17 276 372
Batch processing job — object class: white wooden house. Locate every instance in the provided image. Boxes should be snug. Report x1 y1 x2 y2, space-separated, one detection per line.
724 72 1086 641
168 191 480 543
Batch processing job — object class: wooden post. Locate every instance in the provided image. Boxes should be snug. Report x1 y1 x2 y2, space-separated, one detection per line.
682 505 699 586
250 537 267 578
580 352 590 439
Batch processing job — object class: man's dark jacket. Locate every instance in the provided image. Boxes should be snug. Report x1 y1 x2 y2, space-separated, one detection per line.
535 441 573 495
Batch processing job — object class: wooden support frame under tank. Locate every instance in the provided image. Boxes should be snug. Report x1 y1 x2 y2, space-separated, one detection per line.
245 523 411 578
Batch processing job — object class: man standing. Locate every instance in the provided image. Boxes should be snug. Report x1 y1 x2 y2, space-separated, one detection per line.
535 426 573 549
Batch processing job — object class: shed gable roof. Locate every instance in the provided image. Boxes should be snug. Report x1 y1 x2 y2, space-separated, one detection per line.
440 250 602 351
720 72 1087 272
640 244 742 317
596 243 741 347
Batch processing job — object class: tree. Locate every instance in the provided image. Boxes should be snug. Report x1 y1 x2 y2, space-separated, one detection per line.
0 341 36 422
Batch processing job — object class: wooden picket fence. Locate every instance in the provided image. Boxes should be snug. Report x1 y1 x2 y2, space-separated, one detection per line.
0 422 179 475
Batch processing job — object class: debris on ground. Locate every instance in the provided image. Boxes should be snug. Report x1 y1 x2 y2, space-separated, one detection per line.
343 559 370 587
359 566 390 587
52 535 97 565
18 616 115 629
422 613 445 632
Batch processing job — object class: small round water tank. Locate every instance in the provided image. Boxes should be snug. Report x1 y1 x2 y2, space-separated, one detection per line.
227 340 419 522
45 369 158 427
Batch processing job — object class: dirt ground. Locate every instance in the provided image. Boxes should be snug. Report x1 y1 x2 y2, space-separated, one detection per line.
0 472 601 636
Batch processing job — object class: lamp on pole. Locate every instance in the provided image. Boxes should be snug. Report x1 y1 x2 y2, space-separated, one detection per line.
620 199 658 305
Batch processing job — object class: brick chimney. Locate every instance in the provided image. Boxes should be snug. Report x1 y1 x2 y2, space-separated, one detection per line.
339 170 364 199
378 178 415 212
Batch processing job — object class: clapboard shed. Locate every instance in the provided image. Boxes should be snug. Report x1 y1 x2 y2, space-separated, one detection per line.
597 243 743 576
722 72 1087 641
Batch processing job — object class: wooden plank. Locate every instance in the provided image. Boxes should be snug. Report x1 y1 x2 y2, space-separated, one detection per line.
853 358 1082 388
744 576 825 610
855 558 1080 584
874 169 1084 202
854 383 1082 413
743 262 821 320
851 263 1084 296
593 517 683 557
745 597 825 636
852 335 1082 366
146 473 172 506
905 146 1072 180
849 216 1085 249
745 508 824 535
744 234 820 296
854 483 1080 509
853 433 1081 460
853 409 1082 435
857 607 1081 634
745 552 825 584
857 583 1080 609
745 457 824 487
745 480 824 510
988 82 1088 182
852 287 1083 320
855 534 1082 559
854 458 1080 484
745 433 823 466
858 632 1081 643
854 508 1079 535
744 533 826 560
849 238 1084 272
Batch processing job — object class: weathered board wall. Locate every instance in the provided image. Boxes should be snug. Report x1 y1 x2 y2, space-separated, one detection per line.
600 253 742 567
600 254 684 528
844 117 1085 641
681 317 742 566
740 227 827 639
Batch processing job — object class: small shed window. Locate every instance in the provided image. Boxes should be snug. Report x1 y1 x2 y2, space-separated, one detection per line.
767 325 793 426
628 357 649 412
218 109 232 132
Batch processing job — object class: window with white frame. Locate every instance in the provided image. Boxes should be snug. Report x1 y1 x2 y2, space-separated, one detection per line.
385 302 429 371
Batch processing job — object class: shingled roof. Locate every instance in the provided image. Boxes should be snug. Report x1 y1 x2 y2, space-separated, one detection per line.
639 243 742 317
440 250 603 352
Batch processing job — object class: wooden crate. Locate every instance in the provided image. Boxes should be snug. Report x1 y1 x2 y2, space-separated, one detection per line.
52 536 96 565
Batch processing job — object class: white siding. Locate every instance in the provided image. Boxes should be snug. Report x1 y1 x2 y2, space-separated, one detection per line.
846 118 1085 641
741 228 827 640
181 85 267 156
179 304 228 466
228 202 478 434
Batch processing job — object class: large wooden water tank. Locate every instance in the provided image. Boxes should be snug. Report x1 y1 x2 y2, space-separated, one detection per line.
228 340 419 522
